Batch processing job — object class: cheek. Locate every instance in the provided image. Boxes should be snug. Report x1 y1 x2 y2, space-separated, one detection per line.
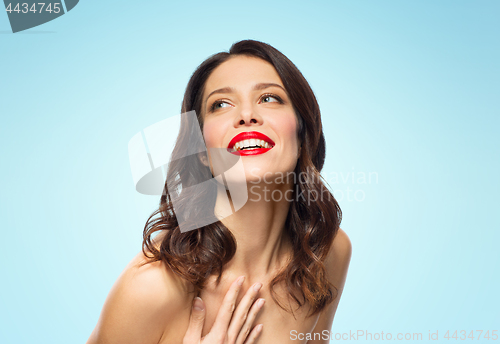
202 120 221 148
274 113 299 150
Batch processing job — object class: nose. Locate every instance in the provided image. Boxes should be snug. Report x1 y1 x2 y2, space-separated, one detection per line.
233 103 263 127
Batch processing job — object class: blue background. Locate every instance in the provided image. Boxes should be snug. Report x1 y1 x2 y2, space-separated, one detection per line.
1 1 498 343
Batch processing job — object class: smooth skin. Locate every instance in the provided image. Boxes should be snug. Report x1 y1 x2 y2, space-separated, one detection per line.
86 230 351 344
86 239 266 344
183 276 264 344
86 56 352 344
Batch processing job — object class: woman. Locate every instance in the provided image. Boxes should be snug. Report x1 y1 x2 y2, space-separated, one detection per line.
87 40 352 344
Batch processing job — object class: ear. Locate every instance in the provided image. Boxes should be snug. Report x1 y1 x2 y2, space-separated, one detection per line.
199 152 210 167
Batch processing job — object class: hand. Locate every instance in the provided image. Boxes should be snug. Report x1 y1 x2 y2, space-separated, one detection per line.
183 276 265 344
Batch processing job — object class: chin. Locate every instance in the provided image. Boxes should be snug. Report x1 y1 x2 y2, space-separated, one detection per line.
245 165 297 185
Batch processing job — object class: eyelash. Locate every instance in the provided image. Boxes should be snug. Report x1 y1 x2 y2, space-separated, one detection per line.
209 93 284 112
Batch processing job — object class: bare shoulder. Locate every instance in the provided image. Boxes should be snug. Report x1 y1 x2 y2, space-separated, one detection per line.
87 241 192 344
324 228 352 288
327 228 352 267
306 228 352 343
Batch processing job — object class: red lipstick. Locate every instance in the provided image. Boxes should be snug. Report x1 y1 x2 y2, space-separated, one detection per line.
227 131 275 156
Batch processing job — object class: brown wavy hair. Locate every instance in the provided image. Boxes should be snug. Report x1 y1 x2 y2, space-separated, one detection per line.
141 39 342 317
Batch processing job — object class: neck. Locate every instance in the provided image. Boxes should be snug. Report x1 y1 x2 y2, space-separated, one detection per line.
215 179 294 282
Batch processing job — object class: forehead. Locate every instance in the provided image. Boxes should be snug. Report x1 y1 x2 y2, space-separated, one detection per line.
203 55 283 95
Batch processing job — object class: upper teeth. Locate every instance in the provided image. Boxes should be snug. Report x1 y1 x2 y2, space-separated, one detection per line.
233 139 272 151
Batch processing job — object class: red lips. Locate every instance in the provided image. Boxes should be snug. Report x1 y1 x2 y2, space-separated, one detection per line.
227 131 275 156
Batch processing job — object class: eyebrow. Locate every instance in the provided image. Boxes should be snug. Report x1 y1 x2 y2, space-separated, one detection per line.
204 83 286 106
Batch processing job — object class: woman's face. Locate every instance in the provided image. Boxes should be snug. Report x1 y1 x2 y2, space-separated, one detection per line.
201 55 301 185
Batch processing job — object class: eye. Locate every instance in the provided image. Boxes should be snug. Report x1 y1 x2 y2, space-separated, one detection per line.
260 93 283 104
210 100 231 112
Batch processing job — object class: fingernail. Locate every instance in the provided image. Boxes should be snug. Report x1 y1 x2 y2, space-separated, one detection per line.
253 283 262 292
238 276 245 286
257 324 263 333
193 297 204 311
258 298 265 307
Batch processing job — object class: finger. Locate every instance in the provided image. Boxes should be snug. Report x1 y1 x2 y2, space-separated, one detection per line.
183 297 205 343
235 298 265 344
242 324 263 344
210 276 245 337
226 282 263 341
